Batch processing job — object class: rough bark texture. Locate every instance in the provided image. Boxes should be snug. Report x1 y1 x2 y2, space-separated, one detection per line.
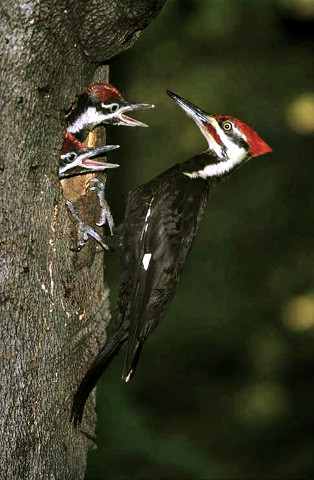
0 1 166 479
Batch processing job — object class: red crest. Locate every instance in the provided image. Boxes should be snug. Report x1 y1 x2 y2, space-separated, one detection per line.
216 115 272 157
60 132 85 154
87 83 122 103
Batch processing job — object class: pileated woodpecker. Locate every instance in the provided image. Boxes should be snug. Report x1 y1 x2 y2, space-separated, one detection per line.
61 83 154 242
60 83 153 176
71 91 272 425
59 132 120 178
66 83 154 144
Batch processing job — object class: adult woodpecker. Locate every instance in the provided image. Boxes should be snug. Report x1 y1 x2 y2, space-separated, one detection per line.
71 91 272 425
66 83 154 143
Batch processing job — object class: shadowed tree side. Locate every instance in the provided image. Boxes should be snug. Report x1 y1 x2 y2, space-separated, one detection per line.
0 1 166 479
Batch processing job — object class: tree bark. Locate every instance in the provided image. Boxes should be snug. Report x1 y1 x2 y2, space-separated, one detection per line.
0 1 166 478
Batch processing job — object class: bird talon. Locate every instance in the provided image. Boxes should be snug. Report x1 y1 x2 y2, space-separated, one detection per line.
87 178 105 191
86 178 115 233
66 200 109 251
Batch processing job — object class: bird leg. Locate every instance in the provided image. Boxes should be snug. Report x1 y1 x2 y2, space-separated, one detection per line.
66 177 115 251
87 178 114 234
66 200 110 252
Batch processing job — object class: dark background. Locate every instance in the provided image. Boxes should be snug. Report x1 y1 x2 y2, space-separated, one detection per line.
87 1 314 478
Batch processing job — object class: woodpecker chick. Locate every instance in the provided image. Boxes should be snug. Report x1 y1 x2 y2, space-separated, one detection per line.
60 133 119 247
66 83 154 142
66 177 117 251
59 132 119 178
71 91 272 426
61 84 153 249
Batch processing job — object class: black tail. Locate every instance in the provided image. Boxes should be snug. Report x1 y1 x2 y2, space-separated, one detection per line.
71 329 128 426
122 341 143 382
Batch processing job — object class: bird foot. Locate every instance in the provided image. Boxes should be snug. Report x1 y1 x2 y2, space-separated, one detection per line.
66 200 109 251
87 178 114 234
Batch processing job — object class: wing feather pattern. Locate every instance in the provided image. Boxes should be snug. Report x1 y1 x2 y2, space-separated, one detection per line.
122 175 209 381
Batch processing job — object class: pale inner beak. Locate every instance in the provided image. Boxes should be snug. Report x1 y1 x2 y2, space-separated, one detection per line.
82 158 119 170
118 103 154 127
59 145 119 177
78 145 120 170
119 113 148 127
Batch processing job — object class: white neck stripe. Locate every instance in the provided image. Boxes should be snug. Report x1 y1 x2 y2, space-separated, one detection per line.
67 107 107 134
183 151 247 179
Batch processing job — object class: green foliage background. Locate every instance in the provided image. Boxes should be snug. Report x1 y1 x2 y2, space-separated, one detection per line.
87 1 314 478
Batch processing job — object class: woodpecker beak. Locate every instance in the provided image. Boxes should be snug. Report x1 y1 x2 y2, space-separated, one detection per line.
116 102 154 127
167 90 212 126
167 90 224 150
59 144 120 178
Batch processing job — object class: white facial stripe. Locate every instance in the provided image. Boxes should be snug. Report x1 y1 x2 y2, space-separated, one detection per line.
185 119 248 179
101 102 119 110
197 117 247 163
196 117 224 158
220 129 246 161
200 123 223 157
184 147 247 179
67 107 107 134
142 253 152 270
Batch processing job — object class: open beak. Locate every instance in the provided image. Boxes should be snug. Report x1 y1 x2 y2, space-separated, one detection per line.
116 102 154 127
59 144 120 178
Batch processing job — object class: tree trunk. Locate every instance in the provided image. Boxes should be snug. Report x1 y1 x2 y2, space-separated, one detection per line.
0 1 166 478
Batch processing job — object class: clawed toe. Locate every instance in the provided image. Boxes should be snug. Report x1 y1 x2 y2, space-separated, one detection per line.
87 178 105 193
66 200 109 251
86 178 115 233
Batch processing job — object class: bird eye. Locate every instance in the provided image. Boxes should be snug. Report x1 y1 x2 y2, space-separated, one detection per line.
109 103 119 113
101 102 119 113
222 121 233 131
61 152 77 164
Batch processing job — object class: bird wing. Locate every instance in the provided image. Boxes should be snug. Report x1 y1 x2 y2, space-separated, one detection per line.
122 176 208 381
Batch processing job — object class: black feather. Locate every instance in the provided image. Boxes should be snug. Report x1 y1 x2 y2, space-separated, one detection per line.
71 327 128 426
72 151 238 423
